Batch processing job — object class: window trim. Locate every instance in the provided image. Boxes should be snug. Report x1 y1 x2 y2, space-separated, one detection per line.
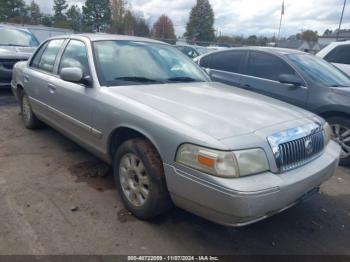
57 39 91 77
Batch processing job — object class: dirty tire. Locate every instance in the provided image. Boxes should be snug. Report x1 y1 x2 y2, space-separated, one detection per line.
114 138 172 219
21 92 42 129
326 116 350 166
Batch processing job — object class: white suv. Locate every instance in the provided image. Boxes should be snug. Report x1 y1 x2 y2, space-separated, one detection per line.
317 40 350 76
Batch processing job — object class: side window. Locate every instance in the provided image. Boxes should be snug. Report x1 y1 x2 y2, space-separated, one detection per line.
246 52 296 81
37 39 65 73
58 40 89 76
209 51 245 73
324 45 350 65
30 42 49 68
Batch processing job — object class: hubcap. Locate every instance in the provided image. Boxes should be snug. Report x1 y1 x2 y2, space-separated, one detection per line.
119 153 150 207
22 96 31 124
331 124 350 159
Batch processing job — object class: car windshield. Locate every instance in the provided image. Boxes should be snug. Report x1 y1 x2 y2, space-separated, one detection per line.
93 40 210 86
0 28 39 47
288 53 350 87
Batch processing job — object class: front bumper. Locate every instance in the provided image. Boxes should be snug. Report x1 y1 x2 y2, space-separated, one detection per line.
164 141 340 226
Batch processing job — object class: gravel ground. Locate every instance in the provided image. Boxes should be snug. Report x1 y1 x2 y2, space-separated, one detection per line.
0 90 349 255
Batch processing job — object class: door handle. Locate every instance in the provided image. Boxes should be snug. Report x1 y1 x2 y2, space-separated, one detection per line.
243 84 253 90
24 75 29 82
48 84 56 93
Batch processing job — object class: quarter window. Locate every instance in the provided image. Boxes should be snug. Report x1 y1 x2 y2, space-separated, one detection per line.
209 51 245 74
246 52 296 81
59 40 89 75
37 39 65 73
324 45 350 65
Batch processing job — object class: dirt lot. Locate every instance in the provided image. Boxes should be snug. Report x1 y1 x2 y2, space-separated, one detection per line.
0 90 350 255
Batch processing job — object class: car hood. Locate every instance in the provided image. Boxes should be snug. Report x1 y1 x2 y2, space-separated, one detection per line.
0 46 36 59
109 82 314 139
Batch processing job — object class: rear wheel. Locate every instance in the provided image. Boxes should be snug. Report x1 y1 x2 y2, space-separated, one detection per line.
113 138 172 219
326 116 350 166
20 92 42 129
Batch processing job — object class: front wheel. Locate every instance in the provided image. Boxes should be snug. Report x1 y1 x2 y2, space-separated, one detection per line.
113 138 172 219
326 116 350 166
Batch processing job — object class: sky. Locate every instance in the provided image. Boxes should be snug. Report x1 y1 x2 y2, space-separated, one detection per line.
25 0 350 37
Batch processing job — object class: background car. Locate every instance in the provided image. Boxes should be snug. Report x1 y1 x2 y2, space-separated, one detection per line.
0 25 39 88
174 44 210 59
195 47 350 165
317 40 350 76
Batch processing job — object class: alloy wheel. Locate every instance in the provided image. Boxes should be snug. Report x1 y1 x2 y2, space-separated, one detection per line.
331 124 350 159
119 153 150 207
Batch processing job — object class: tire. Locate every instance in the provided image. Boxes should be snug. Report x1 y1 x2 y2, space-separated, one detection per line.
113 138 172 219
326 116 350 166
20 92 42 129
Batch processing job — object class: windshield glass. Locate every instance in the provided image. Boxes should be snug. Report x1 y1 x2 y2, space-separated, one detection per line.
93 40 210 86
288 53 350 87
0 28 39 47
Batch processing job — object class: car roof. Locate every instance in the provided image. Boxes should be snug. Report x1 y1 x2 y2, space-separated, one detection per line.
48 33 168 45
199 46 306 58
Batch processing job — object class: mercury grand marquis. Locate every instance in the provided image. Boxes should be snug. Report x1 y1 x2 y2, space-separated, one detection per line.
11 34 341 226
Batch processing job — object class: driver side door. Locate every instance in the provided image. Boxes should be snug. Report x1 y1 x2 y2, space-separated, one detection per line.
240 51 308 108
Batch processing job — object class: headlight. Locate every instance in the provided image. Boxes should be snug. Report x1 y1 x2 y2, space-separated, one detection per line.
324 122 332 145
176 144 269 178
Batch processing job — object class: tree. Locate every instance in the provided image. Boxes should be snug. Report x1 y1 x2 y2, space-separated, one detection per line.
41 14 53 27
301 30 318 42
29 0 41 24
133 16 150 37
110 0 127 34
66 5 82 32
53 0 68 26
152 15 175 39
83 0 111 32
185 0 215 42
0 0 26 22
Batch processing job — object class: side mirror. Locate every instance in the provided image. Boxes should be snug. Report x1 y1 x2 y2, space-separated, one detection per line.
278 74 303 87
60 67 92 87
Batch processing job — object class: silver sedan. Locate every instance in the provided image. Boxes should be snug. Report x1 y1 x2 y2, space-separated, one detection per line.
11 34 340 226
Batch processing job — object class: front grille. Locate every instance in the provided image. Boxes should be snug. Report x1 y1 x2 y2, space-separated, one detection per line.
278 131 324 172
267 122 325 173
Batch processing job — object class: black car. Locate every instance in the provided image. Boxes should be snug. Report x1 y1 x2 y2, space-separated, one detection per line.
195 47 350 165
0 25 39 88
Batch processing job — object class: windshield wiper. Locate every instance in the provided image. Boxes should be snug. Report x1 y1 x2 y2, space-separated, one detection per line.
114 76 165 83
167 77 201 82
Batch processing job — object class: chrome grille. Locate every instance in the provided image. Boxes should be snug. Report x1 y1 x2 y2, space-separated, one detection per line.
278 131 324 171
267 122 325 173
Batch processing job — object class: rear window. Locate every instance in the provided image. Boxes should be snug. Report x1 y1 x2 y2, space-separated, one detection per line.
324 45 350 65
208 51 245 74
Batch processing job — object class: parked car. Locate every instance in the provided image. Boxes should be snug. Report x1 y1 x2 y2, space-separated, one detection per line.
195 47 350 165
317 40 350 76
174 44 210 59
12 34 340 226
0 25 39 88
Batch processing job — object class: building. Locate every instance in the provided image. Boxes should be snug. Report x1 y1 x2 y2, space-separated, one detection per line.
278 39 321 54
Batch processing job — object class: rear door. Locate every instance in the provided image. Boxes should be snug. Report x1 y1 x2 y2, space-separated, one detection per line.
240 51 308 107
202 50 246 87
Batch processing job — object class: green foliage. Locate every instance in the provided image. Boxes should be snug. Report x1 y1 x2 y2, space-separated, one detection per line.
185 0 215 42
301 30 318 42
53 0 68 26
30 0 41 24
41 14 54 27
66 5 82 32
0 0 26 22
83 0 111 32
